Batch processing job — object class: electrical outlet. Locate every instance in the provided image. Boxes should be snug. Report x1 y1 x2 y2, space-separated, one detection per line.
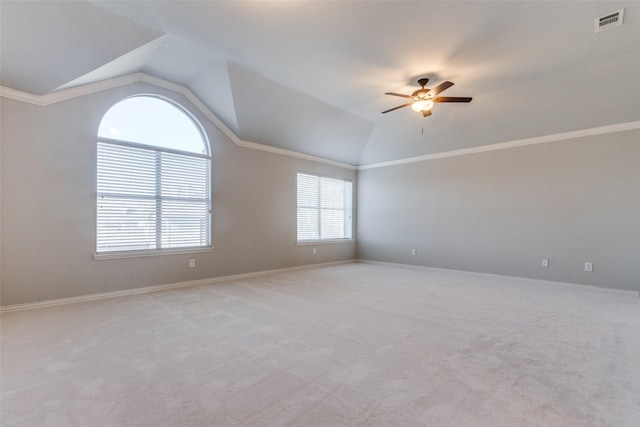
411 249 417 256
584 262 593 272
312 248 317 255
542 259 549 267
189 259 195 268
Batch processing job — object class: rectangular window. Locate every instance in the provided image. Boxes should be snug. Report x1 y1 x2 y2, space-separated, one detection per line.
97 141 211 254
297 172 353 242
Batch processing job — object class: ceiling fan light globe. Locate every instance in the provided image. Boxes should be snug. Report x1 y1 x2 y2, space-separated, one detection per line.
411 100 433 112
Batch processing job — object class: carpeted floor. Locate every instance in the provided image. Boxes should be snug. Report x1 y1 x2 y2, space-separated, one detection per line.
1 262 639 426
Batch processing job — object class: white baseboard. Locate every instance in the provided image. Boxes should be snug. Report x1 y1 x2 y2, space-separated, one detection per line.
356 259 639 298
3 259 635 313
0 260 356 313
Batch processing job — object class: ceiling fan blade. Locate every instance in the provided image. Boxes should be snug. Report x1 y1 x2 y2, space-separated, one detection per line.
434 96 472 103
430 81 454 96
381 103 412 113
385 92 412 99
422 109 432 118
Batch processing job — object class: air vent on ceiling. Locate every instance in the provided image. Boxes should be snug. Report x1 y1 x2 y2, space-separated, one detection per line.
595 9 624 33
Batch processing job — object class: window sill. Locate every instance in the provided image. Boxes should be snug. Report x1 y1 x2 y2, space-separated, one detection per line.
297 239 354 246
94 246 214 260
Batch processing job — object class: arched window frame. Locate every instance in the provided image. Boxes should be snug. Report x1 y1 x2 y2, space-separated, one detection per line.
94 94 213 259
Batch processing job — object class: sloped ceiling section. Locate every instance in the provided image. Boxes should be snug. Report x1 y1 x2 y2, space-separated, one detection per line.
227 63 374 165
0 1 164 95
56 36 167 91
57 35 242 136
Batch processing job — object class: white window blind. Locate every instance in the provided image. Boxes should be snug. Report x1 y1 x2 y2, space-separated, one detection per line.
297 173 353 241
97 141 211 253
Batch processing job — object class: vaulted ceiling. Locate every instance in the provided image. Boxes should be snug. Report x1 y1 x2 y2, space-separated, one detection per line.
2 1 639 166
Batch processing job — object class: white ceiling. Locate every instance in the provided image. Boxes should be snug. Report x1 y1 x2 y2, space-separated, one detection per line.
2 1 639 166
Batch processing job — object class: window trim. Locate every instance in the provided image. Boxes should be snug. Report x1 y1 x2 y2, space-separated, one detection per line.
296 239 353 246
95 95 212 259
296 171 354 244
93 246 214 261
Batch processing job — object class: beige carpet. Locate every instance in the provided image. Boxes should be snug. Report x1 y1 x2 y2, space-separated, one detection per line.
1 262 639 426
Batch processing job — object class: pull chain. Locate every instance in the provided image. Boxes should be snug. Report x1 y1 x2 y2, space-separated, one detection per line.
421 118 424 135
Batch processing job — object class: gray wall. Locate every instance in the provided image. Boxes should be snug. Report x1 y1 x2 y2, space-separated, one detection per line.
357 130 640 291
3 81 638 306
0 83 356 306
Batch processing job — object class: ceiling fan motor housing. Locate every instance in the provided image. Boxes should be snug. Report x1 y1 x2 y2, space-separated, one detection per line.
412 89 432 100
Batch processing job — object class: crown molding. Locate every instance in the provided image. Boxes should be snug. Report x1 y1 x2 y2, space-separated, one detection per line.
0 86 44 105
0 75 357 170
357 120 640 170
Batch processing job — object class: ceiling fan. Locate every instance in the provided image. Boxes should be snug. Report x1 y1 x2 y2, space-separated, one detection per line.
382 78 472 117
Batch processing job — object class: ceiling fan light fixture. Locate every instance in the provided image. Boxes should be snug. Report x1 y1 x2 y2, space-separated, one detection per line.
411 100 433 112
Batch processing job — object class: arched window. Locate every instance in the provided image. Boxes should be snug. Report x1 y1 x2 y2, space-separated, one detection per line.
96 95 211 255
